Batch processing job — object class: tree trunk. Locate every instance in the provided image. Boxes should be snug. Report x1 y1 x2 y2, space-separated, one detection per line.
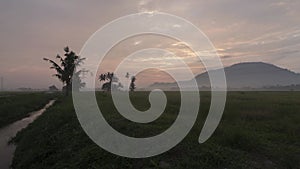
65 82 71 96
65 87 69 96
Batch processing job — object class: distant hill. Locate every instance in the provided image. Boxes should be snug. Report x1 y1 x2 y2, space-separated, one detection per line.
149 62 300 90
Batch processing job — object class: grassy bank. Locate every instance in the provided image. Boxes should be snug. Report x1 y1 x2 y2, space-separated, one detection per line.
11 92 300 169
0 92 59 128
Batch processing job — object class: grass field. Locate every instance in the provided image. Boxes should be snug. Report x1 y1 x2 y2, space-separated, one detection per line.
10 92 300 169
0 92 58 128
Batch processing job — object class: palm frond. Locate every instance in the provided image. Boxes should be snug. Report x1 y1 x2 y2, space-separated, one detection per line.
44 58 64 74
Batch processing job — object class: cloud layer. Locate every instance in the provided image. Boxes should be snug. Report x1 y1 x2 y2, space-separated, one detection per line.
0 0 299 89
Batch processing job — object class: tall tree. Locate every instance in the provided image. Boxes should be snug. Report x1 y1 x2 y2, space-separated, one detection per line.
130 76 136 91
43 46 85 96
125 72 130 79
99 72 114 91
99 72 122 91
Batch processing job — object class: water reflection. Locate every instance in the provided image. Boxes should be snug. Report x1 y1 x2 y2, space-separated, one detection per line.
0 100 55 169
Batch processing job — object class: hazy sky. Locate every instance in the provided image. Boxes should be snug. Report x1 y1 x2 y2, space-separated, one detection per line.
0 0 300 89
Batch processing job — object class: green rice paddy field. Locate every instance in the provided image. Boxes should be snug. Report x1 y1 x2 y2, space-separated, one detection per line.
1 91 299 169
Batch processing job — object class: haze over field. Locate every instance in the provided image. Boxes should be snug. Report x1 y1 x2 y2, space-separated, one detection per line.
149 62 300 90
0 0 300 89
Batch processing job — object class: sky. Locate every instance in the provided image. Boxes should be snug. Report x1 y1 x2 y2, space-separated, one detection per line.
0 0 300 89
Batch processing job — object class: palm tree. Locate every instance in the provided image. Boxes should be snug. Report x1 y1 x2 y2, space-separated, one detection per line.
125 72 130 91
43 46 85 96
99 72 114 91
130 76 136 91
99 72 122 91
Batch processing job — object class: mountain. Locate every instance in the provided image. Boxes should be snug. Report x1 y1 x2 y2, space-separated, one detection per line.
149 62 300 90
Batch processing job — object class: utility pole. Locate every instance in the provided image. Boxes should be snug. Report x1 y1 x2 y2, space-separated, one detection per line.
0 77 3 91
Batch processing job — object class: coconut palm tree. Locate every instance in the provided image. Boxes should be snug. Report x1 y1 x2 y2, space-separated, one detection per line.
43 46 85 96
99 72 122 91
99 72 113 91
130 76 136 91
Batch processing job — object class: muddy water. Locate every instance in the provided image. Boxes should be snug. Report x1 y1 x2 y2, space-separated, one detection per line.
0 100 55 169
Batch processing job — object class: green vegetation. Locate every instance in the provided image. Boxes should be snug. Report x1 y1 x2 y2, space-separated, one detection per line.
11 92 300 169
0 92 58 128
43 46 86 96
